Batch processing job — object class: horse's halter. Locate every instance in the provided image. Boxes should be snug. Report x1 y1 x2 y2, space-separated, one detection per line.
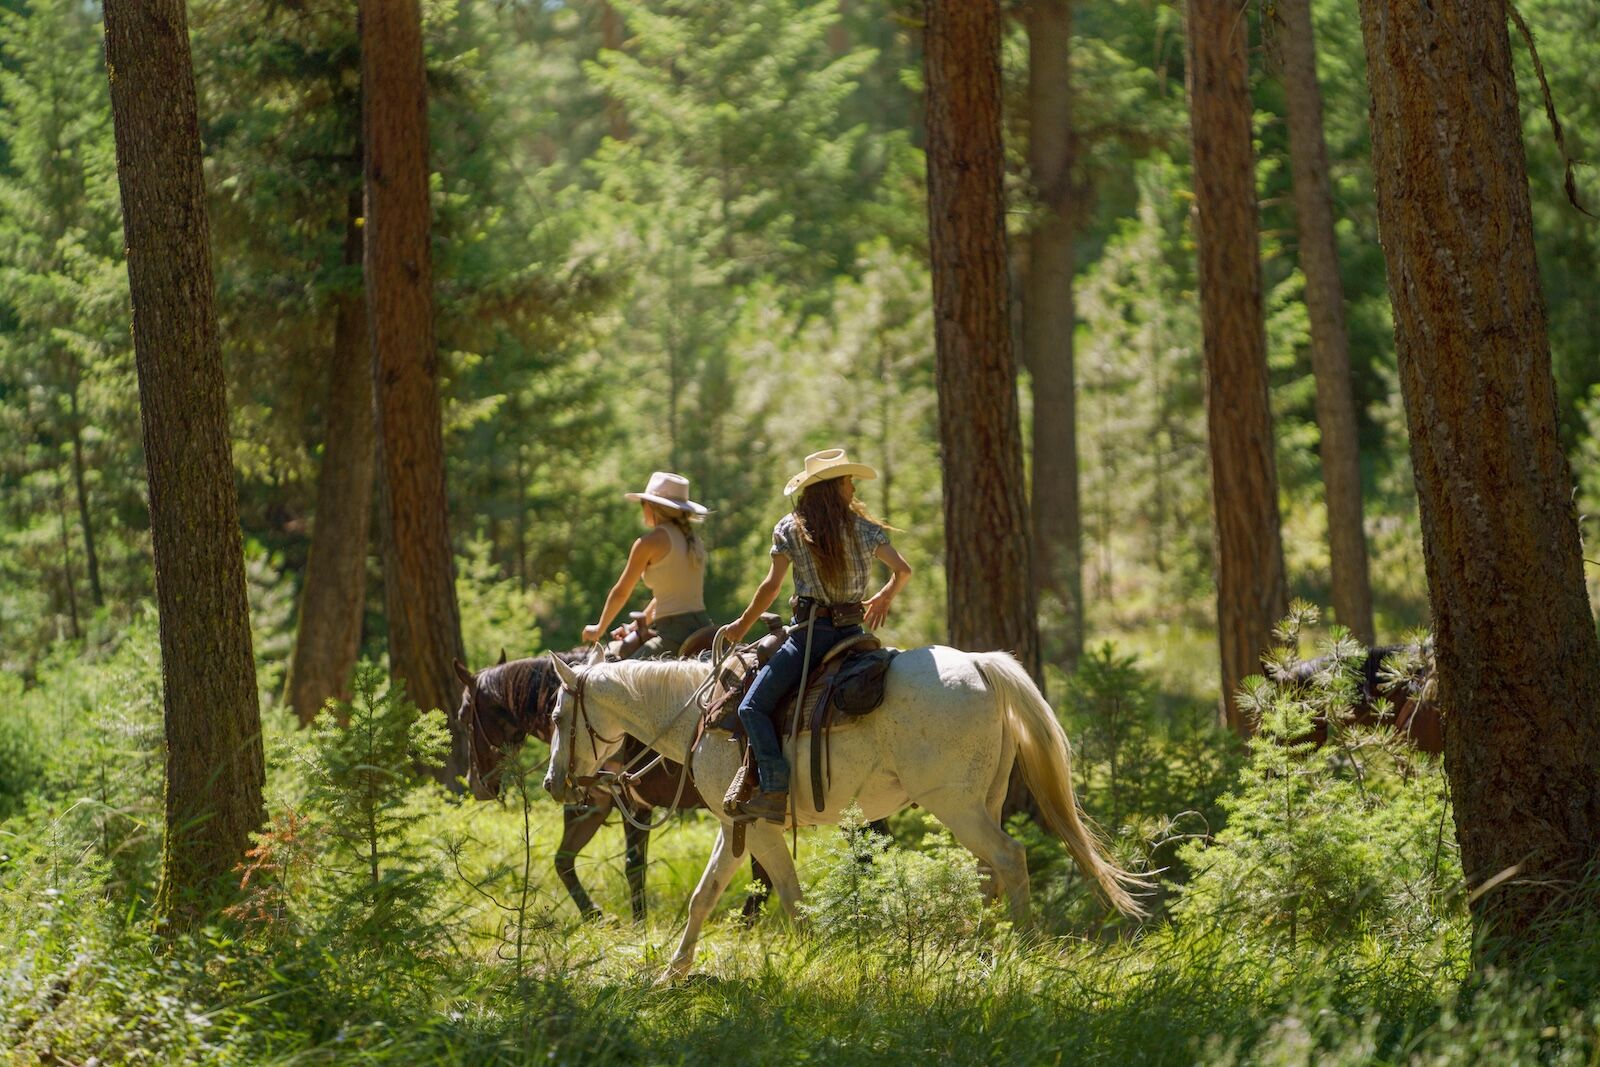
459 665 542 798
554 667 626 799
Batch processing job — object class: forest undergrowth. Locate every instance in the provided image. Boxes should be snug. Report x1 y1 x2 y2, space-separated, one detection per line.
4 604 1600 1065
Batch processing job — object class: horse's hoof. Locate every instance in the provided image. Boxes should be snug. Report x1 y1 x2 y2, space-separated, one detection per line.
580 908 604 924
657 960 690 985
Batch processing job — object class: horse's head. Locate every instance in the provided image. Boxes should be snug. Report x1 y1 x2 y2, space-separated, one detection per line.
542 653 626 804
452 650 567 801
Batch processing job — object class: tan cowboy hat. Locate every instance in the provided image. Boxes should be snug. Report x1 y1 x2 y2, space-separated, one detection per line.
784 448 878 497
624 471 709 516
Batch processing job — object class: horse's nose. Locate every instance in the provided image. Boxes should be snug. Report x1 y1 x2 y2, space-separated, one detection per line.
543 773 558 798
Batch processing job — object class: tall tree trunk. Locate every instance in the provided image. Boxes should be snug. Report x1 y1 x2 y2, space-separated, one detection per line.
67 382 103 607
1024 0 1085 670
1360 0 1600 951
362 0 468 780
1186 0 1288 732
923 0 1040 683
285 190 375 725
55 474 80 641
103 0 264 922
599 1 629 142
1277 0 1374 646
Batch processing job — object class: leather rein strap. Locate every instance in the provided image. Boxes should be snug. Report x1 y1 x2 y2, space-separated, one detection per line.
560 639 736 833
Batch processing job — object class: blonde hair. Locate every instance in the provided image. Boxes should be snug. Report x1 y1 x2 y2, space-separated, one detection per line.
645 502 706 564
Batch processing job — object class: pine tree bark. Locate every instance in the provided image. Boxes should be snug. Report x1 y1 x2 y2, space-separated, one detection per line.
362 0 468 779
599 1 629 142
924 0 1040 682
1024 0 1084 669
1277 0 1374 646
1186 0 1288 732
1360 0 1600 949
103 0 264 922
285 190 375 725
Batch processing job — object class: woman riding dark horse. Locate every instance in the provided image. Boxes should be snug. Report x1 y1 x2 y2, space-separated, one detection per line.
454 649 778 922
456 472 744 921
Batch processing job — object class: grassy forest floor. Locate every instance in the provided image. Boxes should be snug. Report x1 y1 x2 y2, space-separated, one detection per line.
4 612 1600 1065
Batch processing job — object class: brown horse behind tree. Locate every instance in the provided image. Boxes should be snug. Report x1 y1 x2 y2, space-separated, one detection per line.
1270 643 1440 754
453 650 782 922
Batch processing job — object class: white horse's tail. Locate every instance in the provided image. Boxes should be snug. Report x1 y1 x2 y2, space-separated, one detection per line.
975 652 1151 919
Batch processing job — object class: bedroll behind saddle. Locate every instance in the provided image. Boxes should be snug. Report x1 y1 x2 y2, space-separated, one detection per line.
702 626 899 813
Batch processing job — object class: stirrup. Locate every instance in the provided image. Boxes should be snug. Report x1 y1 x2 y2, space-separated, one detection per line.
734 790 789 824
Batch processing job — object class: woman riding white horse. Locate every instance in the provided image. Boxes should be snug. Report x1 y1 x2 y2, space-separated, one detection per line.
721 448 912 821
543 453 1148 980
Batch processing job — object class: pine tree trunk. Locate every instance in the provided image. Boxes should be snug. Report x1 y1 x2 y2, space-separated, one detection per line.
103 0 264 922
923 0 1040 684
1360 0 1600 949
55 476 80 640
599 1 629 142
1278 0 1374 646
285 191 375 725
68 382 103 607
362 0 468 779
1024 0 1084 670
1186 0 1288 732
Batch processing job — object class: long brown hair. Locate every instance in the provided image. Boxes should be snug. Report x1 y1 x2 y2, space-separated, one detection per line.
792 477 890 598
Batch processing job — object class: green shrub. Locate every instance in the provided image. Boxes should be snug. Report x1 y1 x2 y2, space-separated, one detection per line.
803 806 985 975
1174 611 1463 955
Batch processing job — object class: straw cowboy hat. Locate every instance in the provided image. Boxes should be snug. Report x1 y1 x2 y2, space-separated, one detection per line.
784 448 878 497
625 471 709 516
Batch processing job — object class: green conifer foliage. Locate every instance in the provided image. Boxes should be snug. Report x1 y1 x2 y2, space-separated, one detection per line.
0 0 136 656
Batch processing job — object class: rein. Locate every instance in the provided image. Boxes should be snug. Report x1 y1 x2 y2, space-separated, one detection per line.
559 634 737 833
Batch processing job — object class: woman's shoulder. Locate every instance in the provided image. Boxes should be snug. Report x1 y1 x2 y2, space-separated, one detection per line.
637 525 673 555
853 513 888 544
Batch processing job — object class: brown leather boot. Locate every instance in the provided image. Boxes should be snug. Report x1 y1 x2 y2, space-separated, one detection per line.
736 790 788 824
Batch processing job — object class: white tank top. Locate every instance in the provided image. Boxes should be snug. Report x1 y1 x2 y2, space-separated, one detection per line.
643 524 705 617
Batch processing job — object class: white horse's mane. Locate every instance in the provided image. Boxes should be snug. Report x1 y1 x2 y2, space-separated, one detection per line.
593 656 714 711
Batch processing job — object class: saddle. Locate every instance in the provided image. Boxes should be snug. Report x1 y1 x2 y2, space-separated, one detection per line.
702 618 899 814
608 612 721 660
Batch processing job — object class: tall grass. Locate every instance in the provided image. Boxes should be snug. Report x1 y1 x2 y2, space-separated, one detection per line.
3 617 1600 1064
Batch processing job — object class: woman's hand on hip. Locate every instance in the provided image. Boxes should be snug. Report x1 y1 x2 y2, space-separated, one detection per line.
864 591 894 630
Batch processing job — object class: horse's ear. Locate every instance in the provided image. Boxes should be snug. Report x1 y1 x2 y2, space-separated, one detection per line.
585 643 606 666
497 648 508 666
452 658 475 692
551 655 581 690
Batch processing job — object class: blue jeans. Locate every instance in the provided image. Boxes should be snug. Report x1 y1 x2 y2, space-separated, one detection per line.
737 616 862 793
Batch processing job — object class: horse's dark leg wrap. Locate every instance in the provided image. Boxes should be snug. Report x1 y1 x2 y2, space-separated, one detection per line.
555 798 611 920
623 811 651 924
741 857 774 922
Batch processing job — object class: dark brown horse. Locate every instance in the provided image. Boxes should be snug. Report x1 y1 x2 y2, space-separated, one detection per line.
1271 643 1441 754
452 651 777 922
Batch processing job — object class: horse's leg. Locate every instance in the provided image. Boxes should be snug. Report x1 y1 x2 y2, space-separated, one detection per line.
743 824 803 919
665 825 742 980
919 791 1031 926
555 799 611 920
622 809 651 924
740 857 773 923
978 733 1017 904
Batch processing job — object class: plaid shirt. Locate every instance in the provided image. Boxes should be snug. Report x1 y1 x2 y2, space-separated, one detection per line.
771 513 890 603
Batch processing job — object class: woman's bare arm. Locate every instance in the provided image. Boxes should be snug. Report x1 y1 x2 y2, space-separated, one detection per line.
582 527 670 643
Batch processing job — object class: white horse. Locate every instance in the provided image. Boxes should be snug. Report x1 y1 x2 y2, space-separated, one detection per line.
544 646 1148 979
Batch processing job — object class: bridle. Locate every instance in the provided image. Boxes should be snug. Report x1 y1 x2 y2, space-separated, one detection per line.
557 667 628 797
552 634 738 832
